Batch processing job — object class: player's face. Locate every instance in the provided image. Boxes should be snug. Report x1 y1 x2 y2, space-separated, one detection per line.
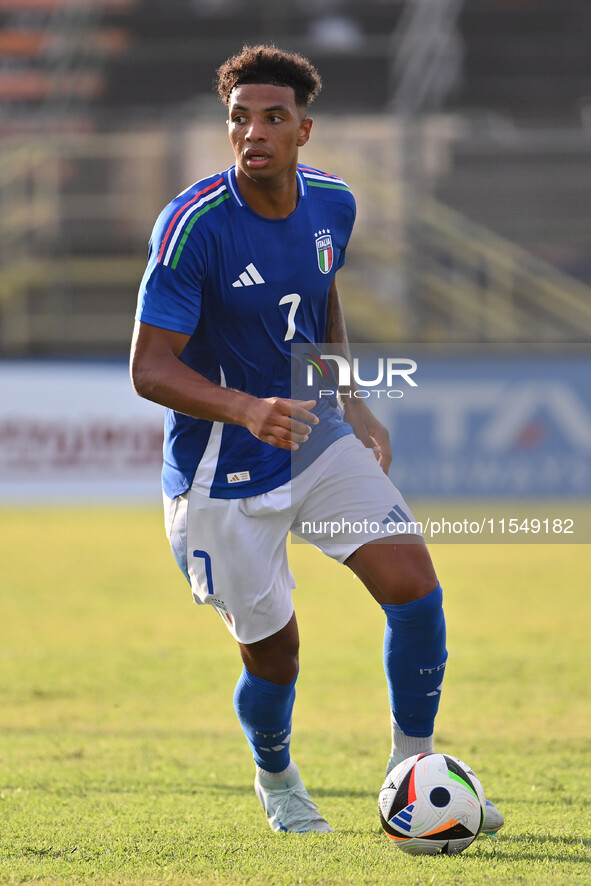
227 83 312 186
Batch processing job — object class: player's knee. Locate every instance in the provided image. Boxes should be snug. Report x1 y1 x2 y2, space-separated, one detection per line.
388 551 438 604
348 539 438 605
381 575 438 606
239 623 300 685
240 649 299 685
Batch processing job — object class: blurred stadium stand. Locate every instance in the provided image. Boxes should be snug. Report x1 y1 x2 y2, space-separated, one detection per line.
1 0 591 354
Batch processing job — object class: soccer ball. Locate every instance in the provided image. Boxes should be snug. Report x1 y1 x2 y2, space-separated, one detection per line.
378 752 486 855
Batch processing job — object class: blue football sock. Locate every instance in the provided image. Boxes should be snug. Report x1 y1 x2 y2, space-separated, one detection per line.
382 584 447 738
233 667 296 773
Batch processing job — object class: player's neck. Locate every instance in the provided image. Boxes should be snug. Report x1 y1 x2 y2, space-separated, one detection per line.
234 168 299 219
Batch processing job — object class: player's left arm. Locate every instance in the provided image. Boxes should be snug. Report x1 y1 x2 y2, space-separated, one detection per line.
325 277 392 474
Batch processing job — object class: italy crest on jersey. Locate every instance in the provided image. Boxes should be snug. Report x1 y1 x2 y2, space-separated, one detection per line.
315 229 333 274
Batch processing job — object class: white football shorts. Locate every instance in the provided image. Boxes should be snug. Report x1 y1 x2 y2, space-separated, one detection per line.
163 434 421 644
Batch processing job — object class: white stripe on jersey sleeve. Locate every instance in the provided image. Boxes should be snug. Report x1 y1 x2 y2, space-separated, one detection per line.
302 171 349 187
226 168 244 206
163 184 227 266
190 366 227 493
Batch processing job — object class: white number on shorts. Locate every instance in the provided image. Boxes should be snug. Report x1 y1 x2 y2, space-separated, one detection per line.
279 293 301 342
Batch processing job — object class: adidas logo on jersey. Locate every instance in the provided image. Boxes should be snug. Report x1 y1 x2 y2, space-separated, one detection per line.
232 263 265 287
227 470 251 484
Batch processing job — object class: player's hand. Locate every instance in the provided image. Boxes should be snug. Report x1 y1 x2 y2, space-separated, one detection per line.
343 398 392 474
244 397 318 450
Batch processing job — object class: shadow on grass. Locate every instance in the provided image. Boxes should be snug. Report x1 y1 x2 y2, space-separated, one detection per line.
477 833 591 865
204 782 371 800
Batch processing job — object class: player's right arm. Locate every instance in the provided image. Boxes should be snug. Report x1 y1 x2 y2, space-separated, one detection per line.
130 320 318 451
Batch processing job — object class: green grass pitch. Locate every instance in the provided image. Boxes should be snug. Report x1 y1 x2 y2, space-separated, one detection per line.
1 506 589 885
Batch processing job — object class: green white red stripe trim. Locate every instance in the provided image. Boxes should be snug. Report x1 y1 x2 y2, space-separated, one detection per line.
158 178 227 268
299 166 351 192
157 165 349 270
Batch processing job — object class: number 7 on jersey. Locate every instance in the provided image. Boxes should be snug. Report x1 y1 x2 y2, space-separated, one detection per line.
279 293 301 341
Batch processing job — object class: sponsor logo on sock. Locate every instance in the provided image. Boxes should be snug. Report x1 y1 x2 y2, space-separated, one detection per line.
256 728 292 753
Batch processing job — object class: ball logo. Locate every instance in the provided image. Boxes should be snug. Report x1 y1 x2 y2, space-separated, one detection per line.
390 802 415 833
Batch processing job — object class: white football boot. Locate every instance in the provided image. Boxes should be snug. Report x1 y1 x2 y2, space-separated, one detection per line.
481 798 505 835
255 762 334 834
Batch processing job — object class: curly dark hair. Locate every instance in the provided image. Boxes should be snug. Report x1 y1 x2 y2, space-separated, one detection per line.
215 44 322 109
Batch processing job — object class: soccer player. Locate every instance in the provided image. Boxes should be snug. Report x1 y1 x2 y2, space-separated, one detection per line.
130 44 504 836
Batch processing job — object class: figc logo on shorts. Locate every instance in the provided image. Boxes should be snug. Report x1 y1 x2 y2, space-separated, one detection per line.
315 229 333 274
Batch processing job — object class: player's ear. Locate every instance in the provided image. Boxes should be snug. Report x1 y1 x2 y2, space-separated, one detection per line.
297 116 313 147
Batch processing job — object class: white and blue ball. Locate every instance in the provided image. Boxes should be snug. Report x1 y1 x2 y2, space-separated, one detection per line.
378 752 486 855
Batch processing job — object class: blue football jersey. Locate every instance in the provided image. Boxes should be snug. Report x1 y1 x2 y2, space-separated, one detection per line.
136 164 355 499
